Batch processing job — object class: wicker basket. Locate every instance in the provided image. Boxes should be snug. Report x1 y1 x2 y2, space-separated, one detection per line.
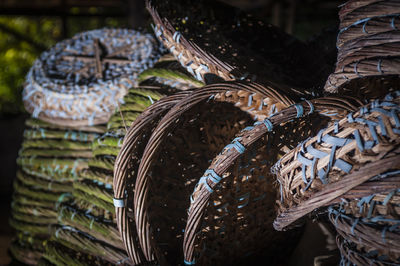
146 0 330 93
182 96 362 265
23 28 163 127
272 91 400 231
113 75 362 265
324 0 400 97
327 167 400 265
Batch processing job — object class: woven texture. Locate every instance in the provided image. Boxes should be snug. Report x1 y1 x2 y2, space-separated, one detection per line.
146 0 330 92
183 95 362 265
23 28 163 126
44 57 203 265
324 0 400 97
10 118 102 264
272 91 400 231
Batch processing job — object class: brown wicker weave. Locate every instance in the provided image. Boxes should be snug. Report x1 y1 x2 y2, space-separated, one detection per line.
272 91 400 231
324 0 400 96
113 80 296 264
182 96 362 265
146 0 330 91
113 91 192 264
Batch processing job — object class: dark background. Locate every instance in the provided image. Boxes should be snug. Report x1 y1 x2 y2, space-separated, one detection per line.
0 0 342 264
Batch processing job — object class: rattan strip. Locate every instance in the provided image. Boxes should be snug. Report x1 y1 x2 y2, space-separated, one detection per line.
146 1 235 83
272 91 400 231
182 96 361 264
113 91 191 264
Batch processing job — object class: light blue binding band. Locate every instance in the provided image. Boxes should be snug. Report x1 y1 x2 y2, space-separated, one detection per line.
184 259 196 265
113 198 125 208
293 103 304 118
225 137 245 154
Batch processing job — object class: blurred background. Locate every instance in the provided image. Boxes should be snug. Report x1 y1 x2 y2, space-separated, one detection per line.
0 0 342 264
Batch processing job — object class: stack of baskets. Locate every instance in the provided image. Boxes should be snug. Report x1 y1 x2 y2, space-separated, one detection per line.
110 1 367 265
11 0 400 265
270 0 400 265
272 91 400 265
43 58 204 265
10 28 164 265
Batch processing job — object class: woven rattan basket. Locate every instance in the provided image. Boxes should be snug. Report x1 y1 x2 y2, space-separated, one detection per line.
324 0 400 98
328 167 400 265
113 76 363 265
182 96 362 265
272 91 400 231
146 0 331 93
23 28 163 127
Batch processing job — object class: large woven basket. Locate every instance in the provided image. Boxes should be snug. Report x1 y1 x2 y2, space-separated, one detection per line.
113 77 363 265
324 0 400 98
182 96 362 265
146 0 331 93
23 28 163 127
272 91 400 231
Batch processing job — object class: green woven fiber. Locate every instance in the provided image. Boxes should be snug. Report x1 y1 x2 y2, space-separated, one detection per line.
42 241 96 266
9 218 55 235
106 111 141 131
22 139 91 150
87 156 114 172
9 240 44 265
73 180 113 205
72 189 114 214
13 194 56 208
12 203 57 218
25 119 106 133
17 157 88 180
12 212 58 225
19 148 93 158
13 181 70 202
79 168 113 186
57 205 122 249
126 87 165 101
137 67 204 87
16 170 73 193
91 146 120 157
53 227 128 264
72 197 113 220
91 133 123 149
24 128 100 142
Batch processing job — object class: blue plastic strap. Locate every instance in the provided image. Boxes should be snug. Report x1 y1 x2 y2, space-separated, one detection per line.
350 218 359 235
293 103 304 118
198 176 213 193
204 169 222 184
113 198 125 208
378 116 388 137
184 259 196 265
255 119 273 131
377 59 383 74
353 130 364 152
225 138 245 154
321 134 353 147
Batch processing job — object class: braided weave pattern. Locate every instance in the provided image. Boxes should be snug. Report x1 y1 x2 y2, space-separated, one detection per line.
273 91 400 231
